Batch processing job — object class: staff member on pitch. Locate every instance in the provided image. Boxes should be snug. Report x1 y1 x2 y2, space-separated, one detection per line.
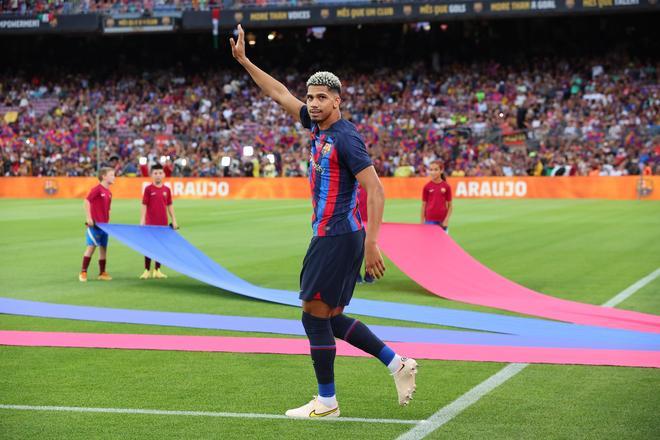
231 24 418 419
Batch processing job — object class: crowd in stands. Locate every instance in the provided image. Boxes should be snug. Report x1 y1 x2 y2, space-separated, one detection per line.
1 56 658 178
0 0 373 15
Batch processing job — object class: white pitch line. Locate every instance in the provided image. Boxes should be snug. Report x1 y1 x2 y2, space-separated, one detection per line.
0 404 422 425
396 267 660 440
602 268 660 308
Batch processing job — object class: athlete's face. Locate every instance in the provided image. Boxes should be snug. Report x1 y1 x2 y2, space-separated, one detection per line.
306 85 340 123
103 170 116 185
151 169 165 185
429 164 443 181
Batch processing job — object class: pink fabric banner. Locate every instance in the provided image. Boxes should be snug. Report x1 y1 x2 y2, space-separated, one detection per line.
1 331 658 368
379 223 660 334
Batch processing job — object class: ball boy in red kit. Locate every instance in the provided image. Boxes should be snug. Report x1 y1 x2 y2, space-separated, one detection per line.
421 161 453 231
79 167 115 282
140 163 178 279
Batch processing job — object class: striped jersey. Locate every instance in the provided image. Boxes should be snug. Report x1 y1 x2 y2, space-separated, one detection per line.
300 105 372 237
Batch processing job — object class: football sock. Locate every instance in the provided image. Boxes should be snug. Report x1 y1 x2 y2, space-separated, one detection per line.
145 257 151 270
317 394 338 408
302 312 336 399
331 314 399 368
81 256 91 272
99 259 106 274
155 262 161 270
386 353 403 374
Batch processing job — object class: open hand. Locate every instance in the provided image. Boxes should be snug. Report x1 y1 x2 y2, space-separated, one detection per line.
229 24 247 63
365 241 386 279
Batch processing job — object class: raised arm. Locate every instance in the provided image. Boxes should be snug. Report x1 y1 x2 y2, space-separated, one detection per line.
230 24 304 121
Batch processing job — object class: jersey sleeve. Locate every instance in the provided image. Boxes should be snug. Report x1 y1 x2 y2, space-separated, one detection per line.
86 186 98 202
445 183 453 202
166 188 173 206
299 105 312 130
337 133 372 177
142 187 150 205
422 184 429 202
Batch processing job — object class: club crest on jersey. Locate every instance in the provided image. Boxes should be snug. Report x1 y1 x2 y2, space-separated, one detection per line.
321 143 332 155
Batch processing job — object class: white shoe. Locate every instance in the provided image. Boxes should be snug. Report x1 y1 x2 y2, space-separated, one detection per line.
153 268 168 279
393 357 418 406
285 396 340 419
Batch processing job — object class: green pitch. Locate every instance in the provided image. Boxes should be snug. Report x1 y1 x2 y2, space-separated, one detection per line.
0 198 659 439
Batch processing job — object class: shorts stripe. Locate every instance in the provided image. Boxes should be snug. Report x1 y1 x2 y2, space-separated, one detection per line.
86 228 99 246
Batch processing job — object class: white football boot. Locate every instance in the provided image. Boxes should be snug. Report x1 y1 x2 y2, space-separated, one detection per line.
393 357 418 405
285 396 340 419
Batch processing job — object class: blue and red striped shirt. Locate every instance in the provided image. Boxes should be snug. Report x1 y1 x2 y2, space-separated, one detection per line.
300 105 372 237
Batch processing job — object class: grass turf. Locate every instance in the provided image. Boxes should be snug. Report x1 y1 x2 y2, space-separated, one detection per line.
0 198 659 439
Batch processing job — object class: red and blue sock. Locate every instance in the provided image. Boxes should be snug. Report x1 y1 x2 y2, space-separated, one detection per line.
331 314 402 373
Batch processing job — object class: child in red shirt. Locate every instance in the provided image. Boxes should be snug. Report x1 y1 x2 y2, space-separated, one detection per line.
140 163 178 279
421 161 453 231
79 167 115 282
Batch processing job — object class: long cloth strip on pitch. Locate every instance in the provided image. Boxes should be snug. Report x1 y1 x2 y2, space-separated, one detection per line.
1 330 658 368
379 223 660 333
96 224 659 340
1 298 659 351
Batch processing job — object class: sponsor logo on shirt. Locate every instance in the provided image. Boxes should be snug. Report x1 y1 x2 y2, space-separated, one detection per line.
310 154 324 174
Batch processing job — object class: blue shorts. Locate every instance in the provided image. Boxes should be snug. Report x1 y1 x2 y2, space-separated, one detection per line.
299 229 365 308
85 226 109 247
425 221 448 231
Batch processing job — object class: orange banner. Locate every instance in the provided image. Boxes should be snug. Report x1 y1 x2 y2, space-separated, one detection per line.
0 176 658 200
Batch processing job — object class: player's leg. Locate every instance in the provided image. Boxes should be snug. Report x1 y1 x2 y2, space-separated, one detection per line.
332 229 416 405
97 229 111 281
287 236 343 418
79 244 95 282
153 261 167 279
80 226 100 282
285 299 340 418
330 313 417 405
140 257 152 279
